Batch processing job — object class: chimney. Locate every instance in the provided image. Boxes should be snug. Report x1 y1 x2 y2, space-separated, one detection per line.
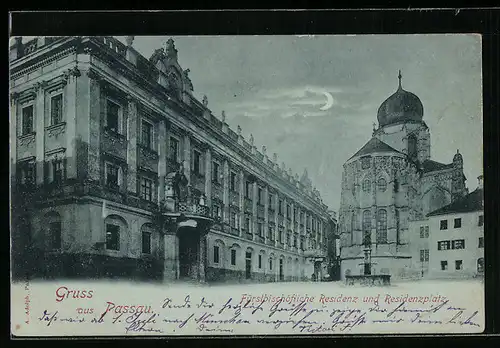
477 175 483 190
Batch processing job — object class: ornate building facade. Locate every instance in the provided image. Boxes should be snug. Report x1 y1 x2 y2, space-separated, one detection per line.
338 71 468 280
10 36 335 283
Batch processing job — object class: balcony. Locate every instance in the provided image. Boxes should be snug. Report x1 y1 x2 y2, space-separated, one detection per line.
303 248 327 259
176 201 210 217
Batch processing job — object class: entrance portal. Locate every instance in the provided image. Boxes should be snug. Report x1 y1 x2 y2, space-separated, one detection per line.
245 251 252 279
178 228 200 280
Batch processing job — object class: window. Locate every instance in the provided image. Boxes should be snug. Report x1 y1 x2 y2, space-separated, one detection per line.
376 209 387 243
106 224 120 251
268 193 273 208
213 246 220 264
18 161 36 188
49 221 61 250
286 204 291 218
441 260 448 271
300 237 304 250
377 178 387 192
408 134 417 159
22 105 34 135
420 226 429 238
268 226 274 240
230 172 237 191
230 211 239 229
440 220 448 230
212 204 222 219
455 260 463 270
452 239 465 250
362 210 371 245
52 159 64 185
106 163 119 189
141 232 151 254
438 240 451 250
362 179 371 192
394 178 399 193
50 94 63 125
245 181 252 198
361 157 371 169
478 215 484 227
477 258 484 273
106 99 120 133
279 229 283 243
454 218 462 228
279 200 283 215
245 217 251 233
420 249 429 262
141 120 154 150
269 258 273 270
193 150 202 175
258 254 262 269
293 235 297 247
257 222 263 237
230 249 236 266
169 137 179 163
212 162 220 184
257 187 263 205
286 233 291 246
140 177 153 201
479 237 484 248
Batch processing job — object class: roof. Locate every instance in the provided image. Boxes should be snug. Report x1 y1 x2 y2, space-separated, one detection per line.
427 188 484 217
348 137 402 161
421 159 454 173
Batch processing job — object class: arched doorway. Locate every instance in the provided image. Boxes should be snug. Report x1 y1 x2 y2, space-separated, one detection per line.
178 226 200 279
245 248 253 280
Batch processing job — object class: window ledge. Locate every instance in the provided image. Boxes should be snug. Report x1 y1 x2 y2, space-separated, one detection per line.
19 132 36 140
45 122 66 131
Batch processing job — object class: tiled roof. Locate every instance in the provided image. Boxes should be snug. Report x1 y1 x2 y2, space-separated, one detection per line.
427 188 484 217
348 137 402 161
421 159 454 173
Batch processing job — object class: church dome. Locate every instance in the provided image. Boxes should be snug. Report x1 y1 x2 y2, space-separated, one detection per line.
377 71 424 127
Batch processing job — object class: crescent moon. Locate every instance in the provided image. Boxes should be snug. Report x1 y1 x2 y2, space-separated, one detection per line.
319 91 334 111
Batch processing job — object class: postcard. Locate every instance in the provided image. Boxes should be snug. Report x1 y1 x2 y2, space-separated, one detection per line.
10 34 484 336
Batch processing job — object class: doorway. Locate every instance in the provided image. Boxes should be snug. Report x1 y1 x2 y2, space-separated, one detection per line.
245 251 252 279
178 228 200 280
279 258 284 281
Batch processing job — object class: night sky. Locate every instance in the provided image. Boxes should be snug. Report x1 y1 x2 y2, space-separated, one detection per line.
100 35 482 211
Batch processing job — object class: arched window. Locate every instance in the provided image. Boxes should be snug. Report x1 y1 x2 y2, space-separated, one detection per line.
362 179 371 192
45 212 62 250
104 215 127 252
376 209 387 243
408 134 417 159
362 210 371 246
477 258 484 273
377 178 387 192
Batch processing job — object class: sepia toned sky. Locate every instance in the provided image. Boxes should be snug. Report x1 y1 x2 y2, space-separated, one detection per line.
118 35 482 212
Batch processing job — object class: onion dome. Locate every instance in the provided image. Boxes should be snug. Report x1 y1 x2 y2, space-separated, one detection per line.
377 70 424 127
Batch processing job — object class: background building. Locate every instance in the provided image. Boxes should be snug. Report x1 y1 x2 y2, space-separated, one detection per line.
10 36 333 283
422 175 484 279
338 71 468 280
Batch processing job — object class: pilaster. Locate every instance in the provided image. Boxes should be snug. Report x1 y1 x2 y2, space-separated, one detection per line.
204 147 212 208
64 67 80 179
87 69 101 181
10 92 19 180
34 81 47 185
126 97 138 193
158 119 167 203
223 159 230 223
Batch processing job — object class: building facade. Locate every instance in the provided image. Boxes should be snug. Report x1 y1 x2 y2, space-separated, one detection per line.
409 176 484 279
10 36 333 283
338 71 468 280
